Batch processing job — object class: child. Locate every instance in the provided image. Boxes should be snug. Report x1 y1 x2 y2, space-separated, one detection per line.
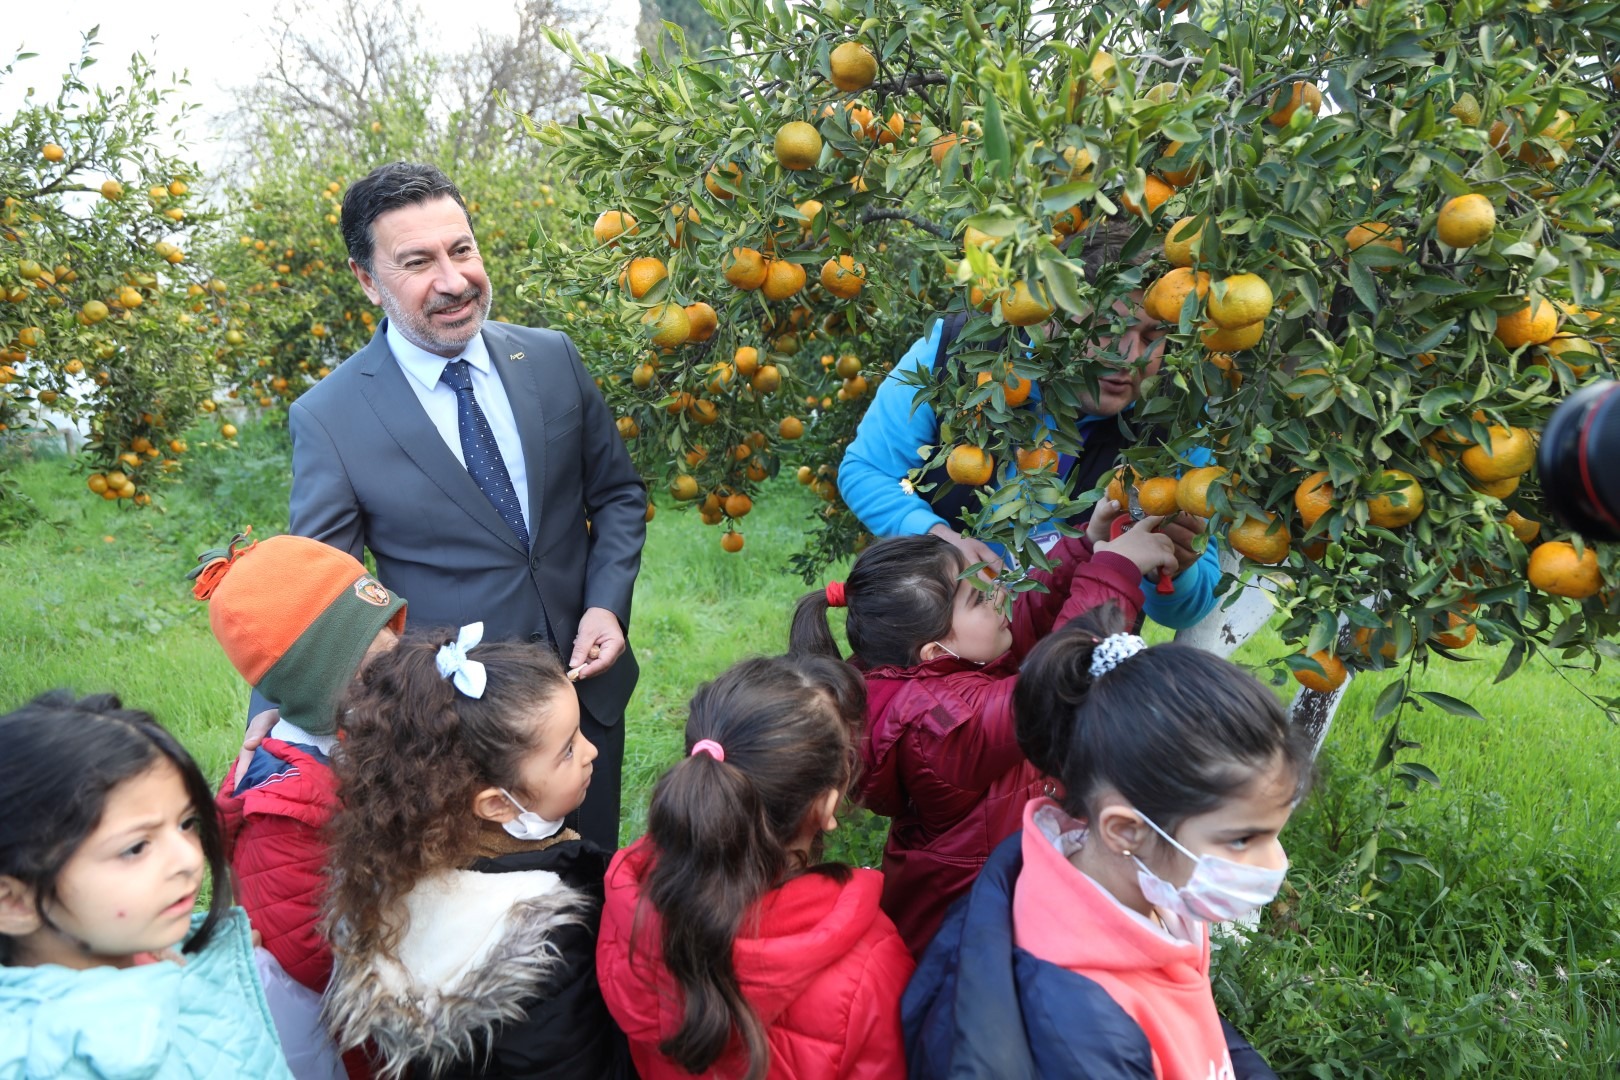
789 506 1177 955
321 627 632 1080
903 609 1308 1079
194 531 406 1080
596 655 915 1080
0 691 291 1078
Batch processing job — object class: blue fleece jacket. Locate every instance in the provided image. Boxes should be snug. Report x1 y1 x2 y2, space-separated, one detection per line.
0 908 291 1079
839 320 1221 629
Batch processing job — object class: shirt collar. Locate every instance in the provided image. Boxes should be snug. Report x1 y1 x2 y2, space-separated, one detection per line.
386 317 492 394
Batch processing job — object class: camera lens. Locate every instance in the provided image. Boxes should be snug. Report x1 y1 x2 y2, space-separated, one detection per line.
1537 380 1620 543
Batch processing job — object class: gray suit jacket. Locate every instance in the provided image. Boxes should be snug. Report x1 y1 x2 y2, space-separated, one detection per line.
287 320 646 722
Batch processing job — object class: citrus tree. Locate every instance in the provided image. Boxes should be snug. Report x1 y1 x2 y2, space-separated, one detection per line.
530 0 1620 698
1 36 224 508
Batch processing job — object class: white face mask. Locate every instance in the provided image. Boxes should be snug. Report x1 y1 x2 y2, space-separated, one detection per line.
929 642 986 666
1129 809 1287 924
497 788 565 841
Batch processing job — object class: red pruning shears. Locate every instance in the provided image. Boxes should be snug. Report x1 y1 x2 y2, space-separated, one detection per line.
1109 488 1177 596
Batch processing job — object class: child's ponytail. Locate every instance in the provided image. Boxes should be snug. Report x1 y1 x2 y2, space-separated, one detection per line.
788 535 963 667
1017 608 1313 830
642 654 865 1080
1013 604 1126 777
789 587 842 659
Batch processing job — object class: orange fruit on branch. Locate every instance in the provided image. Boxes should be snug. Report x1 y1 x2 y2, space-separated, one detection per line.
1436 193 1495 248
1459 425 1535 483
946 445 995 486
1293 650 1348 693
1228 512 1289 564
1176 465 1227 518
1207 273 1273 330
593 210 638 246
1294 471 1334 528
1137 477 1181 516
1528 541 1601 598
1494 297 1558 349
820 255 867 299
829 41 877 92
1365 469 1425 528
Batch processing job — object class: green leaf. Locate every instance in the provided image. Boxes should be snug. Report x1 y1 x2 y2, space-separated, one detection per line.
982 93 1011 182
1348 260 1379 314
1373 677 1407 725
1413 691 1485 721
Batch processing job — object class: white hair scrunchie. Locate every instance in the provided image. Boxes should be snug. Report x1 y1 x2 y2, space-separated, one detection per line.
436 622 487 699
1090 632 1146 680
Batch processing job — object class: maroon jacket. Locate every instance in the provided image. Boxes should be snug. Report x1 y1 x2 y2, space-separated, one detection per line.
854 537 1145 956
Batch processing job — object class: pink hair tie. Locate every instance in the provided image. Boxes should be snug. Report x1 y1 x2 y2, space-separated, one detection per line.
825 581 847 608
690 739 725 762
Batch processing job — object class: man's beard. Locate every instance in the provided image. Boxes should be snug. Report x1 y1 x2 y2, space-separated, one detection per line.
377 280 492 357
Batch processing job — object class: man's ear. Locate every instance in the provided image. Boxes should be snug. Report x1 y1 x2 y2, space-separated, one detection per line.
350 258 382 306
0 876 42 937
1092 803 1151 859
471 787 517 825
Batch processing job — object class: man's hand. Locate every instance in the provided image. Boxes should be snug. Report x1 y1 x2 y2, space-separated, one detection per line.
1156 512 1208 577
927 523 1005 572
232 707 280 790
568 606 626 681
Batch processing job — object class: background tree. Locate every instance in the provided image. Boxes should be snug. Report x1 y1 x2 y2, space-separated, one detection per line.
0 33 224 512
637 0 726 55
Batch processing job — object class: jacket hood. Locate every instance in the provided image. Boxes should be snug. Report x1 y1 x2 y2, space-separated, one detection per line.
1014 800 1207 983
324 865 590 1080
599 838 888 1043
856 653 1019 818
215 738 339 839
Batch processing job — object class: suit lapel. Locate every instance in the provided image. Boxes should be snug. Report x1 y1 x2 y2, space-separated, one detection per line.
484 324 547 553
357 321 528 555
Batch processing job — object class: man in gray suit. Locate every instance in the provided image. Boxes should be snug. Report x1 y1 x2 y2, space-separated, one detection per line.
287 162 646 847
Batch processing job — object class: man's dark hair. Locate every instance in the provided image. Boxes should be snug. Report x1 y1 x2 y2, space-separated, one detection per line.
340 162 470 273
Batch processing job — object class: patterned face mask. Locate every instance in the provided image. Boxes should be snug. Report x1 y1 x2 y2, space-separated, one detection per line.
1129 809 1287 924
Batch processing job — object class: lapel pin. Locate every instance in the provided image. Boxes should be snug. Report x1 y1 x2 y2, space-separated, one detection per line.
509 351 525 361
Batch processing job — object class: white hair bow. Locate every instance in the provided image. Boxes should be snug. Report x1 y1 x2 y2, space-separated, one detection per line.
436 622 487 699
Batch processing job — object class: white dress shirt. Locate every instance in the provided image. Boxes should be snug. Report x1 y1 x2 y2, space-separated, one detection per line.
387 319 531 532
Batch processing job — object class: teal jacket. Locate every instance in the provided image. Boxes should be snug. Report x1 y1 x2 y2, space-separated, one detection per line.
0 908 291 1079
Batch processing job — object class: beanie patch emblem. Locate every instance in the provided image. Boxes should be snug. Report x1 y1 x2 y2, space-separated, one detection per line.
353 575 392 607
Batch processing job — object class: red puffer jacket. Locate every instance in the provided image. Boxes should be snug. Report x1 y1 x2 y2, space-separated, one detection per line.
215 738 338 993
855 537 1145 956
597 837 915 1080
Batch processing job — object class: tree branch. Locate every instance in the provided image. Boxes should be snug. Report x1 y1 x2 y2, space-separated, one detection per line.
857 207 949 237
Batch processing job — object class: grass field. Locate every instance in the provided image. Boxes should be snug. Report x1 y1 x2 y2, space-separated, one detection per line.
3 422 1618 1075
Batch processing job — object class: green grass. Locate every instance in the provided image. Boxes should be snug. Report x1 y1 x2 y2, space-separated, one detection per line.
3 421 1618 1074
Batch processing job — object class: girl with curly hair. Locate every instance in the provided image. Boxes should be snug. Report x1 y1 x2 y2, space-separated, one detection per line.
322 626 632 1080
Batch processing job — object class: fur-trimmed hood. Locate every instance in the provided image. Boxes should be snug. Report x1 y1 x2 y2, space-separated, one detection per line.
324 866 590 1080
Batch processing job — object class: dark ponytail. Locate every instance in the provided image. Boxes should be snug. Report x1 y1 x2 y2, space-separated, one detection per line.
642 654 865 1080
787 534 962 667
1016 606 1313 831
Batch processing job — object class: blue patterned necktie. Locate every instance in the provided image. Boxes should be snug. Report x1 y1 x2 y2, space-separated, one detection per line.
438 360 530 549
